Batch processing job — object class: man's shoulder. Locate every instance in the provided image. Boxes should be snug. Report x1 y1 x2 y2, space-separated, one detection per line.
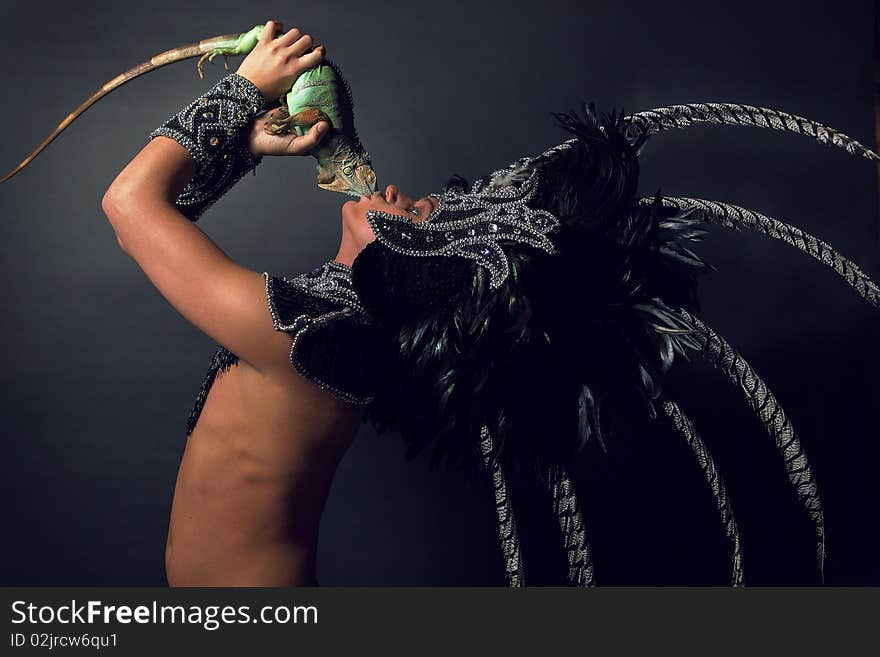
261 261 377 406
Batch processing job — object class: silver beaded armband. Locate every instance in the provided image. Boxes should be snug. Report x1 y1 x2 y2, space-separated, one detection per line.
148 73 267 222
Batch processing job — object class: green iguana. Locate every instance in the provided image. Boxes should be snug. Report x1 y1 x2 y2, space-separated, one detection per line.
0 24 379 197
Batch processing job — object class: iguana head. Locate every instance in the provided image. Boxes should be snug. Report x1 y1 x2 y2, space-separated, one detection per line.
315 133 377 196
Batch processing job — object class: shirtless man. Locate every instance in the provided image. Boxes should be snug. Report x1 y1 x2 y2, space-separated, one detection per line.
101 20 437 586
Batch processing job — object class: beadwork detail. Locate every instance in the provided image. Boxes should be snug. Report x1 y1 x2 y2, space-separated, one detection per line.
266 260 368 325
263 261 375 405
365 159 561 290
185 345 241 437
185 261 375 437
148 73 266 221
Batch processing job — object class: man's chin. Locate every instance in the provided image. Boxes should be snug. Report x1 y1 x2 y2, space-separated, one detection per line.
341 199 362 222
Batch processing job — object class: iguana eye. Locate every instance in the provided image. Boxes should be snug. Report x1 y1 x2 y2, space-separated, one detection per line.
343 166 353 175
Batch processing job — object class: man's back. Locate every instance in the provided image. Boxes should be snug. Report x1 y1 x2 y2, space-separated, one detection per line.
165 356 364 586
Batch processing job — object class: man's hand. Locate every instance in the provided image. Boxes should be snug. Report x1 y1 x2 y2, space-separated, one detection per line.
245 111 329 158
236 19 326 103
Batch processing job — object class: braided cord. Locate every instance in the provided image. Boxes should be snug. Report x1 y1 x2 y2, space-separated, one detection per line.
625 103 879 161
660 398 744 587
680 310 825 577
479 425 525 587
644 197 880 310
521 103 877 198
546 465 595 586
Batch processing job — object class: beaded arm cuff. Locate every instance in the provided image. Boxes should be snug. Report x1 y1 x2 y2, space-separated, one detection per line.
148 73 267 222
263 261 378 405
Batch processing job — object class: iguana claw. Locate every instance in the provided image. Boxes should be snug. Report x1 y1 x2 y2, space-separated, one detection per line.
196 52 209 79
196 50 231 80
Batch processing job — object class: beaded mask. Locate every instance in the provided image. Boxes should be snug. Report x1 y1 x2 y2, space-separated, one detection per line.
363 155 563 291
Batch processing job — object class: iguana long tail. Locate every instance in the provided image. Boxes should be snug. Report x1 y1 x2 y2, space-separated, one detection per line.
0 26 266 185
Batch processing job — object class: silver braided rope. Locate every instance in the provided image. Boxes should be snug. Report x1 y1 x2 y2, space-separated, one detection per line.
641 197 880 310
624 103 879 161
661 399 744 587
679 310 826 577
479 425 525 587
525 102 878 180
545 465 595 586
532 137 579 164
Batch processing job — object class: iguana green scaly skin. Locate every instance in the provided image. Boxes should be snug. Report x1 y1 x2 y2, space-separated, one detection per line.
268 60 377 196
0 24 379 197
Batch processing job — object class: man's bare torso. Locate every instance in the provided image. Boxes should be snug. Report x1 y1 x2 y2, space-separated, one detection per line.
165 355 364 586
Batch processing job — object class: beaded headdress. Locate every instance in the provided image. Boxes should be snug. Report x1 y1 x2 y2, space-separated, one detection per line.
348 102 880 588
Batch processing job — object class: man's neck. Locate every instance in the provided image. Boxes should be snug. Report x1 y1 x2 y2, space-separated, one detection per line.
334 233 359 266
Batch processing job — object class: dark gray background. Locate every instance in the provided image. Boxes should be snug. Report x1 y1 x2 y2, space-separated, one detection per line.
1 0 877 585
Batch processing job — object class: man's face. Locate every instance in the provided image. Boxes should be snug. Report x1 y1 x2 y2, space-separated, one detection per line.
341 184 439 252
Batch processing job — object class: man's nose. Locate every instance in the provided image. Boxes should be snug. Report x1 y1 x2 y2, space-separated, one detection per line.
385 184 413 208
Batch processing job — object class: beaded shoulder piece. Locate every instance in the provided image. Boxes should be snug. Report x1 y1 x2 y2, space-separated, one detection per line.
185 260 376 437
364 156 561 290
263 260 377 404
